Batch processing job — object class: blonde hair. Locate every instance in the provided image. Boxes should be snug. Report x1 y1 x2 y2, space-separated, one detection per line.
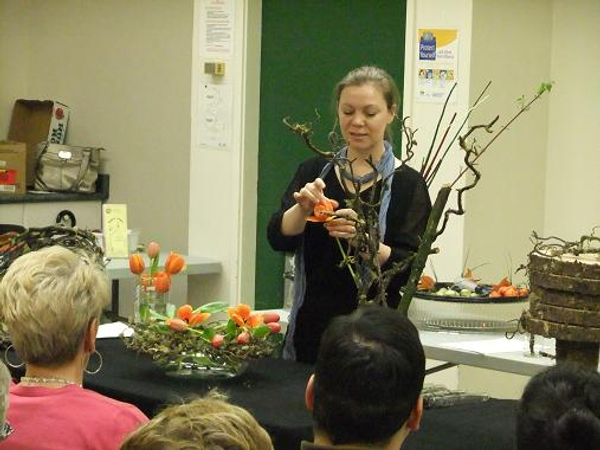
120 393 274 450
0 361 10 426
0 246 108 366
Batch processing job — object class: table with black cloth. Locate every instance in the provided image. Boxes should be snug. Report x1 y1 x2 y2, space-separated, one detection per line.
9 339 518 450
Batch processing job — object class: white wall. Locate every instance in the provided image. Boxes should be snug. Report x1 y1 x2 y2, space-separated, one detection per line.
0 0 194 314
403 0 473 283
0 0 29 137
188 0 261 307
543 0 600 238
404 0 475 391
464 0 552 286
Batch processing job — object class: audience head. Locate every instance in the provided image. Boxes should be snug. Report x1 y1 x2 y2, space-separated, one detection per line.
306 305 426 447
0 361 11 441
120 392 273 450
0 246 109 366
517 363 600 450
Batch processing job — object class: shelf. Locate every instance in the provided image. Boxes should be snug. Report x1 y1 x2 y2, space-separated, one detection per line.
0 174 109 204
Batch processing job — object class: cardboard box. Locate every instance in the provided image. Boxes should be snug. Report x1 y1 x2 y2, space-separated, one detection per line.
0 141 27 195
8 99 70 187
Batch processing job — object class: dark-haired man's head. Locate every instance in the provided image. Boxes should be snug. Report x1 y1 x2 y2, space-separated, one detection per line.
517 363 600 450
305 305 425 449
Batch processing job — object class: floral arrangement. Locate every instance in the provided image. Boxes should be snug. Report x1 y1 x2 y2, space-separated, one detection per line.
128 242 186 321
124 302 283 377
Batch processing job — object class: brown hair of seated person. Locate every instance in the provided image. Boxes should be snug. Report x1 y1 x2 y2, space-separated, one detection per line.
120 392 274 450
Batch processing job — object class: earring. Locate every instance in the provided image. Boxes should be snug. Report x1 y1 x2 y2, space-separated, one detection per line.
84 350 103 375
4 344 24 369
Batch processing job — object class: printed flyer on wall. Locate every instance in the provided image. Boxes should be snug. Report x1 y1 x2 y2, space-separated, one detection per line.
416 29 458 103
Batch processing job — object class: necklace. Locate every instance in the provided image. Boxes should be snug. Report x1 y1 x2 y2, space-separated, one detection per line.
340 167 378 184
20 376 82 388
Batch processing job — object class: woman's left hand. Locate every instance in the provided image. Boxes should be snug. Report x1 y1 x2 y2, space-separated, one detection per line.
323 208 358 241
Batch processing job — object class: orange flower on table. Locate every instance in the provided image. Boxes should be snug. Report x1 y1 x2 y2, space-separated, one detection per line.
306 199 335 223
146 241 160 259
228 304 262 328
417 274 435 291
189 312 210 327
165 252 185 275
177 305 193 321
129 254 145 275
166 318 188 333
152 272 172 294
174 304 211 328
247 313 264 328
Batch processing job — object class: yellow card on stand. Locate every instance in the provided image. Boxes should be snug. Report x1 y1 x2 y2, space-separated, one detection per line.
102 204 129 258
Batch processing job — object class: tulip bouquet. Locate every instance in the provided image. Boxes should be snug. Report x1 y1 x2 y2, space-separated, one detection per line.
128 242 186 323
124 302 283 378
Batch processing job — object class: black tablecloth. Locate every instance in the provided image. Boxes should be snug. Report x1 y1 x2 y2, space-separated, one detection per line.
9 339 517 450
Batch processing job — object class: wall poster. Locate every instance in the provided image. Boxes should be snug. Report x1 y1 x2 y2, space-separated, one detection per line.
416 29 459 103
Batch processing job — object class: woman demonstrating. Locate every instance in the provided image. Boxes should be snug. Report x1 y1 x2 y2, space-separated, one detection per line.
0 246 148 449
268 66 431 363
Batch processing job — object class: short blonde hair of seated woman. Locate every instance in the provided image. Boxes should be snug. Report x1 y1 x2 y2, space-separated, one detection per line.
0 246 108 366
120 392 274 450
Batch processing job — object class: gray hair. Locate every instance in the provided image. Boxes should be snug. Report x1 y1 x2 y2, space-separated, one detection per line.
0 246 109 366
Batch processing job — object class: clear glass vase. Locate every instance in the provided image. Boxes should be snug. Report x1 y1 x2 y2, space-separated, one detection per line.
134 275 169 323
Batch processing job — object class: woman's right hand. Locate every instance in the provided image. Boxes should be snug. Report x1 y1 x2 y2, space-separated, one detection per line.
293 178 334 215
281 178 337 236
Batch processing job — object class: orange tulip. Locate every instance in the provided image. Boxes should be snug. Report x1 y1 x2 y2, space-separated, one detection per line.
129 253 145 275
307 200 335 223
417 275 435 291
146 241 160 259
247 313 264 328
227 306 237 318
177 304 193 321
152 272 171 293
230 313 245 328
189 312 210 327
166 318 188 332
236 304 251 320
165 252 185 275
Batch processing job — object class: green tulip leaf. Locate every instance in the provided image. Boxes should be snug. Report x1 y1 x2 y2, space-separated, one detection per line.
252 325 271 339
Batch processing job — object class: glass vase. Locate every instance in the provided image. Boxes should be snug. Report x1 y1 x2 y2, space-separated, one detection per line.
134 275 169 323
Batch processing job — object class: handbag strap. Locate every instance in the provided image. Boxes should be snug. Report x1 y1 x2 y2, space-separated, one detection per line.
68 149 92 191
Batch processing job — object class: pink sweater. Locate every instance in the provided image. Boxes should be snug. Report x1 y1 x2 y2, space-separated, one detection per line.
1 384 148 449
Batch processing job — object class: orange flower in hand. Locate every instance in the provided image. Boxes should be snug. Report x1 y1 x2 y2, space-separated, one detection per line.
129 254 145 275
307 200 335 223
165 252 185 275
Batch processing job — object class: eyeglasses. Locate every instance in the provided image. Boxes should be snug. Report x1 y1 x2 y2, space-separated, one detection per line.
0 421 13 441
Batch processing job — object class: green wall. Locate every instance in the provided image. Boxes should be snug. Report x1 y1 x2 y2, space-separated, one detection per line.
255 0 407 309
